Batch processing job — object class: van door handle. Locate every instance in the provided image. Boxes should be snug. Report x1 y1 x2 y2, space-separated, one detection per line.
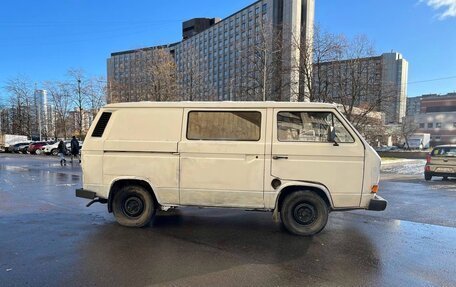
273 156 289 160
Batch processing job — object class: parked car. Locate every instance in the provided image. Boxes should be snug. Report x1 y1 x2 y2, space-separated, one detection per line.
9 142 32 154
76 102 386 236
28 142 49 155
425 145 456 181
43 140 83 156
374 145 399 152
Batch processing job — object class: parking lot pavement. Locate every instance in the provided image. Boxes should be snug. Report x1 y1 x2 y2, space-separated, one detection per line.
374 159 456 228
0 154 455 286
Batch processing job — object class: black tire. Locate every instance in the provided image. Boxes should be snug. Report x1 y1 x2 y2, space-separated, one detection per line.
112 185 156 228
51 149 59 156
425 173 432 181
281 191 329 236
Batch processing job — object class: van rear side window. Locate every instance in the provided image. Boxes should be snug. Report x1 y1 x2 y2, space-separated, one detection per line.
187 111 261 141
92 112 112 138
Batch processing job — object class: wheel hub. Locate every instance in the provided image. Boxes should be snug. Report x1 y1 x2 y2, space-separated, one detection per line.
123 197 144 218
293 203 317 225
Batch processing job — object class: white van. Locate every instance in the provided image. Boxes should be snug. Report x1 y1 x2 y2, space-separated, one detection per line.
76 102 386 236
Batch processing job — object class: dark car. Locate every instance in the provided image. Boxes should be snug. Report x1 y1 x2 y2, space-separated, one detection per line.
28 142 48 155
10 142 31 154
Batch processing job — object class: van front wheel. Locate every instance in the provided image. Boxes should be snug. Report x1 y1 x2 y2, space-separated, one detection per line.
112 185 156 228
281 191 329 236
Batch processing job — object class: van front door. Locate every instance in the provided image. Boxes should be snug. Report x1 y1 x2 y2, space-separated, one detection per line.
179 109 266 208
271 109 365 208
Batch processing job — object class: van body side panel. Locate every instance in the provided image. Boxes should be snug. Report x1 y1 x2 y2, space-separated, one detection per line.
101 108 183 205
264 108 278 209
103 152 180 204
271 108 365 208
178 108 266 208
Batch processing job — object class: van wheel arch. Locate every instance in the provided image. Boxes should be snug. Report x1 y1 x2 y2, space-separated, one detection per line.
277 185 332 212
108 179 158 213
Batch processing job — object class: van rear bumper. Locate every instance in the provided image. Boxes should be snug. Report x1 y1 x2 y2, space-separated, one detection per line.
367 195 387 211
76 188 97 200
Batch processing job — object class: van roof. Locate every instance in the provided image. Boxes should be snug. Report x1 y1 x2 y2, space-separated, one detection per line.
105 101 339 109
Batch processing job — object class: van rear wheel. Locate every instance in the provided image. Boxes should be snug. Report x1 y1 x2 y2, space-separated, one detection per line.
112 185 156 228
281 191 329 236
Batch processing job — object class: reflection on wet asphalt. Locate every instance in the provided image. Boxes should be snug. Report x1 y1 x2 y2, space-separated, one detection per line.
0 154 455 286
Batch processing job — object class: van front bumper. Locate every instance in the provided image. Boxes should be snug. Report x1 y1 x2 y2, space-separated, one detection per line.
367 195 387 211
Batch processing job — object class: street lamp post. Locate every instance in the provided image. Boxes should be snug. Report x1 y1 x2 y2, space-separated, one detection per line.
77 79 82 138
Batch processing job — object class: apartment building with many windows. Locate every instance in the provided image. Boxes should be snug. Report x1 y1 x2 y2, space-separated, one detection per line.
107 0 315 103
312 52 408 124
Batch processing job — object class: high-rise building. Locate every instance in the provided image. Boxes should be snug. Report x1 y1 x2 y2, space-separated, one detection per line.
382 53 408 123
33 89 49 139
107 0 315 103
183 18 221 40
312 52 409 124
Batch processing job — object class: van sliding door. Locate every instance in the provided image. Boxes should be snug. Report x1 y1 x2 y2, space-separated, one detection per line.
179 109 266 208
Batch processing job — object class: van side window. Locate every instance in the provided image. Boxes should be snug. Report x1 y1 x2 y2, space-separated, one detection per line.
277 112 354 143
187 111 261 141
92 112 112 138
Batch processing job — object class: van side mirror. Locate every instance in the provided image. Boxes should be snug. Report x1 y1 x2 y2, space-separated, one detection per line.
328 127 339 146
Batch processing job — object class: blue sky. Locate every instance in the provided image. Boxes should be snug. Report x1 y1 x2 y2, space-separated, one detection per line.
0 0 455 100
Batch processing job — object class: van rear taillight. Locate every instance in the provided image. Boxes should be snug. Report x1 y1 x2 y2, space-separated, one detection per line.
426 154 431 164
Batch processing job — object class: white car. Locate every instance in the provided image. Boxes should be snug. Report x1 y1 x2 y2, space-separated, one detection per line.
43 141 83 156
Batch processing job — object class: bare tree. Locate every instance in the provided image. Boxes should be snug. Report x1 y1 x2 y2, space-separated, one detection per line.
178 44 215 101
4 76 35 137
0 101 12 134
67 68 87 137
145 49 179 101
401 116 419 149
45 81 72 139
86 76 107 118
108 48 180 103
233 19 287 101
297 25 345 102
296 27 397 135
108 79 131 104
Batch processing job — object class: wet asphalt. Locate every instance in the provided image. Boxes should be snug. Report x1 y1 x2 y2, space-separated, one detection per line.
0 154 455 287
